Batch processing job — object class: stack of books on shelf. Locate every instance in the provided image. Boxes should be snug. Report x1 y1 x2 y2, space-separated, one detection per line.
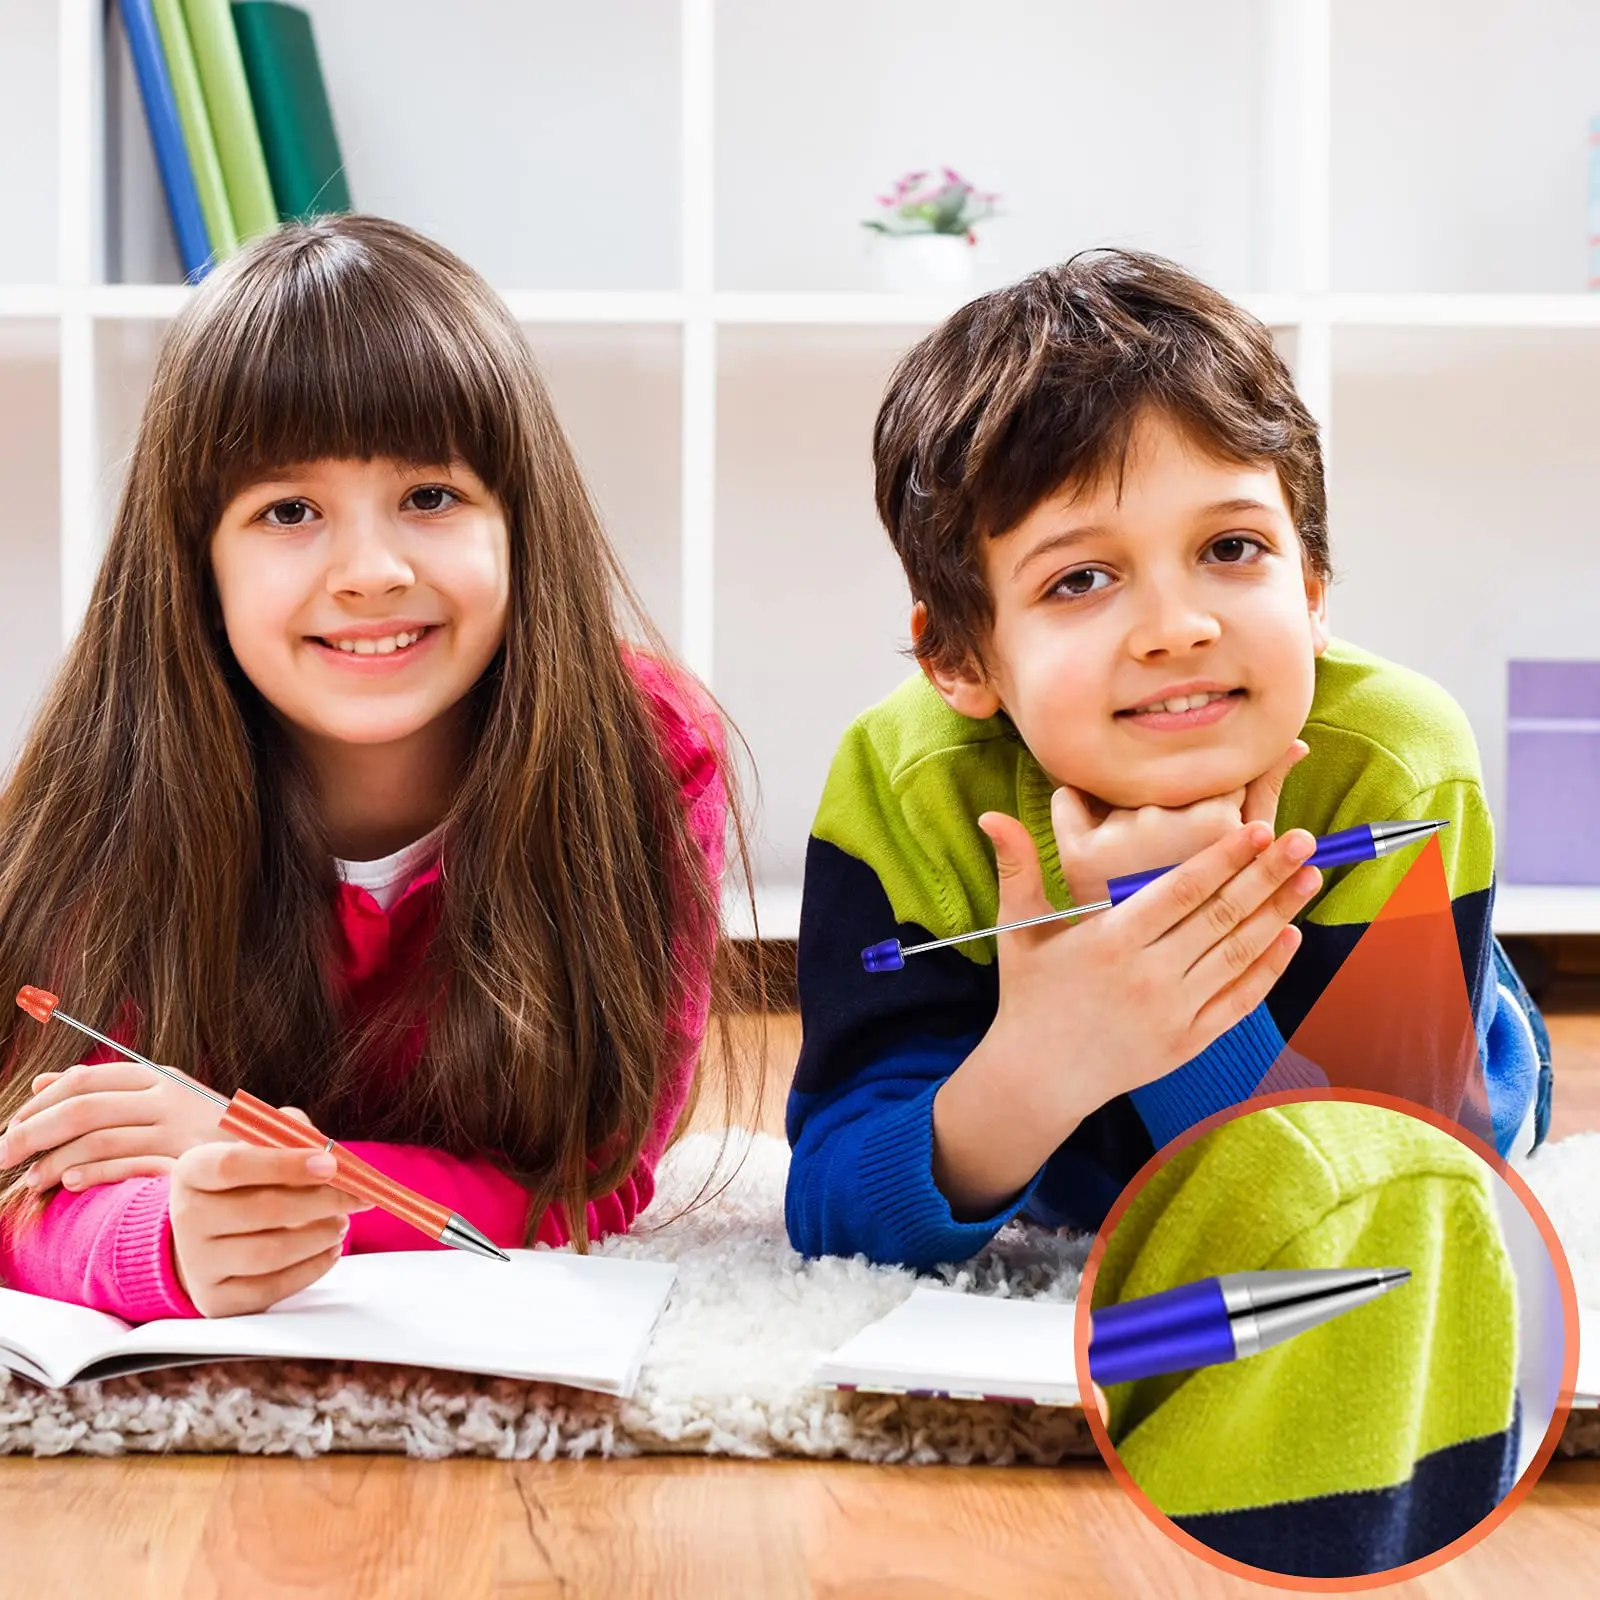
119 0 351 280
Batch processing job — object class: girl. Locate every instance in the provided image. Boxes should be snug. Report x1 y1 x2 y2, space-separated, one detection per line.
0 215 754 1320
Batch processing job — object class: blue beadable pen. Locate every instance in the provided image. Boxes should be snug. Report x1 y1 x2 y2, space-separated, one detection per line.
862 818 1448 973
1088 1267 1411 1387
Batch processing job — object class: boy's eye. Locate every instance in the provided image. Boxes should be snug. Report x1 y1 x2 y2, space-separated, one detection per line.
1207 534 1266 564
405 485 461 514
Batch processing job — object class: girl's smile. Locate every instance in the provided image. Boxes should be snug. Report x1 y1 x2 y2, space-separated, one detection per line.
308 620 445 673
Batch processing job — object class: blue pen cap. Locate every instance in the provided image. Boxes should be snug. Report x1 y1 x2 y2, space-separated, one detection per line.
861 939 905 973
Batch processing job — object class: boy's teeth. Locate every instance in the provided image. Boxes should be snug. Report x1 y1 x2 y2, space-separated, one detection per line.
1142 690 1232 713
331 629 423 655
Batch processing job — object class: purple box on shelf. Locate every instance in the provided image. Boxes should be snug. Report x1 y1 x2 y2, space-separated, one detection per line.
1504 660 1600 885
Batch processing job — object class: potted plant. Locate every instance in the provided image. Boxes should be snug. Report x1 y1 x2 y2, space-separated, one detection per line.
863 167 1000 292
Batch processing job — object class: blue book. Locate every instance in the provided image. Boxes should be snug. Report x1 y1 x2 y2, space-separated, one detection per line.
118 0 214 281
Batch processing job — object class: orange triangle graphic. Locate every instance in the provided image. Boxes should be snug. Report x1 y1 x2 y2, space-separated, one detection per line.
1257 834 1492 1144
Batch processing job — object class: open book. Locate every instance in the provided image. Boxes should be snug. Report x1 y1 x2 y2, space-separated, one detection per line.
814 1286 1079 1407
0 1250 676 1395
820 1289 1599 1415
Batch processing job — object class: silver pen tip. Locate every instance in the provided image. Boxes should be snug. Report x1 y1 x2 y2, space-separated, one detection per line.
1376 1267 1411 1291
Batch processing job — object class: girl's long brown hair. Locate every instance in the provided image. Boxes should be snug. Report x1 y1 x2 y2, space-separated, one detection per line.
0 215 762 1250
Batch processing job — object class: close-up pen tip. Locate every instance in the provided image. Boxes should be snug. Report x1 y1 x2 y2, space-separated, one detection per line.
1378 1267 1412 1291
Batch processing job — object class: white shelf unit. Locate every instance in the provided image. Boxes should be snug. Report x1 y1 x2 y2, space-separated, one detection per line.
3 0 1599 940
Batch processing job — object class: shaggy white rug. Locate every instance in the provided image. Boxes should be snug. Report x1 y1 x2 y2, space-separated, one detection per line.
1 1129 1594 1462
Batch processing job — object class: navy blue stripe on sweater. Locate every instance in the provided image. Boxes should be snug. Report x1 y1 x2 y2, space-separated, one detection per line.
1170 1413 1519 1579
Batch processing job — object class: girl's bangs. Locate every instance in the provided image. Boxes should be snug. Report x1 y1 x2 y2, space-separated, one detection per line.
193 255 519 519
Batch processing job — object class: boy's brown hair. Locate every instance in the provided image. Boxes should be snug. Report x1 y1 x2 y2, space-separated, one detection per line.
873 249 1330 676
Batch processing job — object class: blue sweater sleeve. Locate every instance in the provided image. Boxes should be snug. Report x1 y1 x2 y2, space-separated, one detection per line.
1126 1003 1290 1153
785 1036 1045 1270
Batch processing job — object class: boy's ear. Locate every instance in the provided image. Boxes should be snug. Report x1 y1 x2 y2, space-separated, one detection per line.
1305 571 1330 657
910 601 1003 719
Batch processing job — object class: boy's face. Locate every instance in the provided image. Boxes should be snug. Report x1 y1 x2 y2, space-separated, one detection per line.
922 408 1328 808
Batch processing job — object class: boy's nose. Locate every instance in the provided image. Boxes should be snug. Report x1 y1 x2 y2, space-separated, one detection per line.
1128 594 1223 657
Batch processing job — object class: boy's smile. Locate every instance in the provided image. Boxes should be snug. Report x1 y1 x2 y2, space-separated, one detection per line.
922 407 1329 808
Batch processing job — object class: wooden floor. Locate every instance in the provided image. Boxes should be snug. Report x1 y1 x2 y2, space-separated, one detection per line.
5 994 1599 1599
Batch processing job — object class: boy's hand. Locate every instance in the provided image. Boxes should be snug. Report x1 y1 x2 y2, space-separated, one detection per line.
0 1061 230 1193
931 814 1320 1218
1051 740 1309 909
169 1125 374 1318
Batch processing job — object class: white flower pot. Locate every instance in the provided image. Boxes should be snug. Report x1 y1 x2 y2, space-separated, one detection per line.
876 232 978 294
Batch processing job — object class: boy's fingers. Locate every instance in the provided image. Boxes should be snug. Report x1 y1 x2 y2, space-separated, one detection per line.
1116 822 1277 944
1049 785 1098 847
1180 863 1321 1000
1162 832 1319 973
979 811 1055 927
1190 922 1304 1043
1241 740 1309 829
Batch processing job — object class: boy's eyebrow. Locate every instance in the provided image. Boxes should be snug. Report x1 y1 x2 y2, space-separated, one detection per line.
1010 524 1108 580
1198 496 1286 519
1010 496 1289 581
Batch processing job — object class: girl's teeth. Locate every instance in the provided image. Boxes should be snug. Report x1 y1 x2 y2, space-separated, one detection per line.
332 629 423 655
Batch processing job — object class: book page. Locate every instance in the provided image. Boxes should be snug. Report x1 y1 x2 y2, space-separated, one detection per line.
0 1286 133 1388
814 1286 1079 1407
35 1251 676 1394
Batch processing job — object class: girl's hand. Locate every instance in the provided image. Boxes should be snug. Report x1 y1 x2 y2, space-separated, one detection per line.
1051 740 1310 909
0 1061 231 1192
169 1132 374 1319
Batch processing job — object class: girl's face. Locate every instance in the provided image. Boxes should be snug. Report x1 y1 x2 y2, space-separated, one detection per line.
210 457 511 751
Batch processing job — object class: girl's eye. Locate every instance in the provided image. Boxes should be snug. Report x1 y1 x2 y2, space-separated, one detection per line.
405 485 461 514
261 499 317 529
1207 534 1267 564
1050 567 1113 600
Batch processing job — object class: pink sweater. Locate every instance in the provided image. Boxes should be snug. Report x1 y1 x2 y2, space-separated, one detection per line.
0 656 725 1321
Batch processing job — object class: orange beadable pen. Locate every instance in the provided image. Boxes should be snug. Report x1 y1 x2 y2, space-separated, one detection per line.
14 986 509 1262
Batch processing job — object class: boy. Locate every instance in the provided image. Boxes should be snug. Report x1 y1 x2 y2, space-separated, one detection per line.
786 250 1550 1270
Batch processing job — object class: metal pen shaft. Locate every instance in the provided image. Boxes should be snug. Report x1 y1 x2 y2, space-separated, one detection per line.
873 819 1449 970
49 1007 231 1111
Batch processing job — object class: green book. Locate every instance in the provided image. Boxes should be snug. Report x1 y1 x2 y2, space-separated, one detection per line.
181 0 279 241
152 0 238 257
232 2 351 219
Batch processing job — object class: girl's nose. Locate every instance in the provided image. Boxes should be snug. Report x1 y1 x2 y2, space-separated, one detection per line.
325 513 415 595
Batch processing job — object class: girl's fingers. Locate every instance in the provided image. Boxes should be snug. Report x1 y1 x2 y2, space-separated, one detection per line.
1189 922 1304 1044
189 1176 374 1239
22 1124 186 1190
41 1155 176 1192
0 1090 160 1167
213 1215 351 1282
178 1142 339 1194
203 1242 346 1320
1179 864 1322 1001
29 1071 64 1093
7 1062 155 1125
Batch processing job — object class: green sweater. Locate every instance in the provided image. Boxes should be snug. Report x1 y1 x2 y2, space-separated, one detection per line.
786 637 1545 1267
1094 1101 1519 1576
